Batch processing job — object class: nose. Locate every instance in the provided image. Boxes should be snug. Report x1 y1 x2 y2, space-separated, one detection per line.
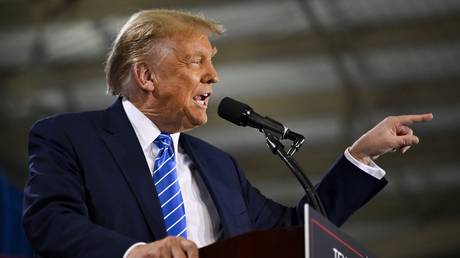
202 62 219 84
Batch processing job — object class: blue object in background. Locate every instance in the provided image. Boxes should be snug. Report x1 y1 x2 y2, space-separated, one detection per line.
0 168 32 257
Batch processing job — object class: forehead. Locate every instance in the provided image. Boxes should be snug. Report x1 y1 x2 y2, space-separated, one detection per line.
170 32 216 56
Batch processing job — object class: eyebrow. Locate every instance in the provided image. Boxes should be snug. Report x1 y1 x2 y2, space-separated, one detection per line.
192 47 218 59
211 47 218 57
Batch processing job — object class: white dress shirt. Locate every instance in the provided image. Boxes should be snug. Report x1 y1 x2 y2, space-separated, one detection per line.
344 148 386 179
122 99 222 257
121 98 385 257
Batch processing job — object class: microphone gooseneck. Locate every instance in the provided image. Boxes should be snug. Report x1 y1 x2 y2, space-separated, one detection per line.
217 97 328 218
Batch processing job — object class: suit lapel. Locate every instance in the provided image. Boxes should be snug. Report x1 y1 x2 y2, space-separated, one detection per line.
100 99 167 240
180 134 235 239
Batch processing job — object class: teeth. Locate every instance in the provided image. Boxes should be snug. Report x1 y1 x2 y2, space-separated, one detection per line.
193 93 211 106
194 93 210 100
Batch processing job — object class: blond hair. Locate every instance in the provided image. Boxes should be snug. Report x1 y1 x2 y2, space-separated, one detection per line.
105 9 224 96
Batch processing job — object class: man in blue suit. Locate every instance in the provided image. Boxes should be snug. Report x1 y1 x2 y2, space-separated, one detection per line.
23 9 433 258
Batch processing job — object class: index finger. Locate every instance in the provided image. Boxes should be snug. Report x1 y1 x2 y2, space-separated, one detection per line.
180 238 199 258
396 113 433 125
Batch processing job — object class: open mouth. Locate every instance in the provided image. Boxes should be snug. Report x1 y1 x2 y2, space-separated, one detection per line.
193 93 211 108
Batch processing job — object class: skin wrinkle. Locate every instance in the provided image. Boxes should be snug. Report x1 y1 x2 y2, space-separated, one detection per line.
131 32 218 133
105 9 224 96
90 9 434 257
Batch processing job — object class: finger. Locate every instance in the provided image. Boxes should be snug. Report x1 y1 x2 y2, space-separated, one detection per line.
397 126 415 153
400 145 411 154
397 113 433 126
180 238 199 258
171 244 187 258
397 134 420 148
169 238 187 258
154 243 172 258
396 125 413 136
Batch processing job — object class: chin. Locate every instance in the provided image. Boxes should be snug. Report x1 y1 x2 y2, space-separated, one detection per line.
193 116 208 128
182 115 207 132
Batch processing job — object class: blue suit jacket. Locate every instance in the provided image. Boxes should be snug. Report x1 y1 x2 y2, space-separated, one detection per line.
23 99 387 258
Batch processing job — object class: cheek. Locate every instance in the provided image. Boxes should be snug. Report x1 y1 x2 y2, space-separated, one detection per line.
176 72 201 97
188 72 201 82
178 70 200 85
161 67 202 107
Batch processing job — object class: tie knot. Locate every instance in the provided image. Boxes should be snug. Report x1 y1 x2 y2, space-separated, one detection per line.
154 133 173 149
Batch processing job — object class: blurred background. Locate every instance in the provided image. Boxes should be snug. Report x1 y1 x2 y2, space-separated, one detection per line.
1 0 459 257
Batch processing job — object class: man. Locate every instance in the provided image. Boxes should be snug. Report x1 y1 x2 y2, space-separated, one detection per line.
23 9 433 258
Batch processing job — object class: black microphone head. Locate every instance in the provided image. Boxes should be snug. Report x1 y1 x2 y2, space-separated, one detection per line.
218 97 252 126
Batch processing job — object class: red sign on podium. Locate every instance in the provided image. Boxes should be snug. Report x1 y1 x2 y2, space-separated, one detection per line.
305 204 377 258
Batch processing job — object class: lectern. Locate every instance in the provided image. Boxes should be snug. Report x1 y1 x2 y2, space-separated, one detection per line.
199 204 377 258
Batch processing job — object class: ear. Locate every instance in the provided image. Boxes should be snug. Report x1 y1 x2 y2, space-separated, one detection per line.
131 62 158 92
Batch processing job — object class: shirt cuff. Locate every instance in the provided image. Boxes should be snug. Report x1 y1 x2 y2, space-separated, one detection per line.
344 148 386 180
123 242 146 258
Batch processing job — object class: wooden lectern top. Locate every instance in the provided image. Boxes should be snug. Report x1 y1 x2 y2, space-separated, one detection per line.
199 226 304 258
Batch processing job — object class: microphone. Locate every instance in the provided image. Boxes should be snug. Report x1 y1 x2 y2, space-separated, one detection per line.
218 97 325 216
217 97 303 142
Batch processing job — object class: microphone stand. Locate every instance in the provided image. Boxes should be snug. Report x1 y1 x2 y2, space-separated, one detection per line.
262 129 328 218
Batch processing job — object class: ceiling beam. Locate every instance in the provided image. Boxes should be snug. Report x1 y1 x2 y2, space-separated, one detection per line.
0 0 232 27
1 12 460 73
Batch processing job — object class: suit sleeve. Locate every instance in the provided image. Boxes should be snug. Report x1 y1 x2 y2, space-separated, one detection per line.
315 155 388 226
231 154 387 229
23 117 138 258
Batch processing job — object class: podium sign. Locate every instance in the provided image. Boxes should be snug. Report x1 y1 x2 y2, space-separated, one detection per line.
305 204 377 258
200 205 378 258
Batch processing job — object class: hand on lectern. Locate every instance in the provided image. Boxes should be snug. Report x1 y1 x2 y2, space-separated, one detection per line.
128 236 199 258
349 113 433 165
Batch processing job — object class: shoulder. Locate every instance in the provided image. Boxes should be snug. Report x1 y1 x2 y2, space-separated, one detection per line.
28 109 110 164
30 110 104 136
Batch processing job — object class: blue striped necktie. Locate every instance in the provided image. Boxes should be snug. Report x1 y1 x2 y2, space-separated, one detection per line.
153 133 187 238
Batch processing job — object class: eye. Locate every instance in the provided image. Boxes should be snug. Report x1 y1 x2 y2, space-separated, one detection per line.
190 57 202 64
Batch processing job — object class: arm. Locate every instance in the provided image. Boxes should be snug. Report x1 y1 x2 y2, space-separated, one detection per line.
234 114 433 229
232 153 386 230
24 117 200 258
318 113 433 224
324 113 434 224
349 113 433 164
23 117 139 257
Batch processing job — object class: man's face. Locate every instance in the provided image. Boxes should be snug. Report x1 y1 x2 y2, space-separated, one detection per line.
146 32 219 133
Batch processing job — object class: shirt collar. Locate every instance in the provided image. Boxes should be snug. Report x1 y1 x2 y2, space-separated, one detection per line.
122 98 180 153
